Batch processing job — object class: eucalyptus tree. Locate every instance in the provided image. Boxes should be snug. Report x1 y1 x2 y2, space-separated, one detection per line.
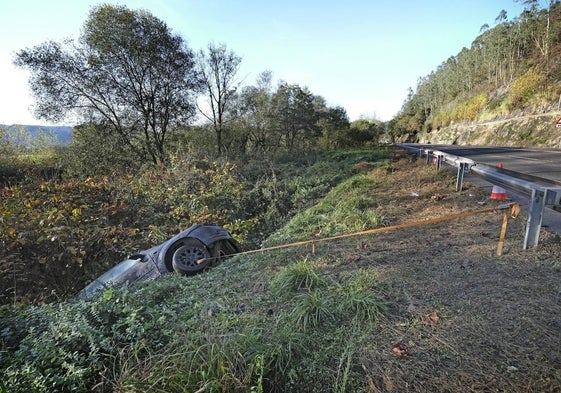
518 0 558 76
197 43 242 156
397 1 561 134
393 85 427 136
484 11 520 86
14 4 201 166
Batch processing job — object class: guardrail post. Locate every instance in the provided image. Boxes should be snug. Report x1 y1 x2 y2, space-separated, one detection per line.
524 188 547 249
456 162 468 192
425 150 432 165
436 155 443 172
396 144 561 250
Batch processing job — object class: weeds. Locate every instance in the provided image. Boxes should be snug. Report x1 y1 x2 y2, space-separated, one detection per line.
337 279 388 322
266 173 386 244
290 289 334 331
270 258 326 297
334 341 356 393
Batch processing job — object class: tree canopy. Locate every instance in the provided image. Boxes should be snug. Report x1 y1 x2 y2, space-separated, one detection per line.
15 4 201 165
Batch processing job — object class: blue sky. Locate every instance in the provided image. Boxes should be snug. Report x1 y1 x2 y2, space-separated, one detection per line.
0 0 525 125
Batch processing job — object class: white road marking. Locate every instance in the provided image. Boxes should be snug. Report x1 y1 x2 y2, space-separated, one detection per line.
505 155 540 161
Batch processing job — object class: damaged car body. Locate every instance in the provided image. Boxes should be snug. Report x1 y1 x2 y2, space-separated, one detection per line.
77 224 240 300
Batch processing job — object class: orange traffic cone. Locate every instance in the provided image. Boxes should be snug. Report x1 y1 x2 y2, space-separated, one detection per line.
490 185 507 200
490 163 507 200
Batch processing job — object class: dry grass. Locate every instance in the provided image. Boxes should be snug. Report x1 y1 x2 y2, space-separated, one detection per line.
311 152 561 392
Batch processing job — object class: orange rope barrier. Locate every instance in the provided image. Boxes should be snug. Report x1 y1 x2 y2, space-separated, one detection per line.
204 203 520 263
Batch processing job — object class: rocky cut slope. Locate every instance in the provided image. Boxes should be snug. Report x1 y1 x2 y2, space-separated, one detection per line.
416 111 561 149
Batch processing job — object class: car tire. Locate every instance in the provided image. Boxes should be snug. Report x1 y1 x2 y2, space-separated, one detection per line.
171 238 211 275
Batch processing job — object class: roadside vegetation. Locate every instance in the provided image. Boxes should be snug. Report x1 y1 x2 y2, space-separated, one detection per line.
0 144 392 392
0 141 387 304
2 149 561 392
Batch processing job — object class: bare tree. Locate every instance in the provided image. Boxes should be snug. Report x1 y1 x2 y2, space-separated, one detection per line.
197 43 242 155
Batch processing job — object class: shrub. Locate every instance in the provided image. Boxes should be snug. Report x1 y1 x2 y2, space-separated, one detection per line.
450 93 488 121
508 67 546 108
0 176 141 304
62 123 141 177
0 283 188 393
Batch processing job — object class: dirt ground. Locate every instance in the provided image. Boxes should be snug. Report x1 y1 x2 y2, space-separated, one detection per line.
323 152 561 392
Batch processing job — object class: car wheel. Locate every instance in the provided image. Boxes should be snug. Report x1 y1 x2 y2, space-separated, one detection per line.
171 238 211 275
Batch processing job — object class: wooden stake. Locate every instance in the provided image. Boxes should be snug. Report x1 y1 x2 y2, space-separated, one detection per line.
497 212 509 256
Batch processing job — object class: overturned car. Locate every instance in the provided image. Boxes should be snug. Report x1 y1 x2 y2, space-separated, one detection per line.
77 224 240 300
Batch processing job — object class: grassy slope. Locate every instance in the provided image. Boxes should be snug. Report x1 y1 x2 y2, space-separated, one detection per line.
2 148 561 392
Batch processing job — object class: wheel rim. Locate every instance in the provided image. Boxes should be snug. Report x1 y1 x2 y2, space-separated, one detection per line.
174 246 208 269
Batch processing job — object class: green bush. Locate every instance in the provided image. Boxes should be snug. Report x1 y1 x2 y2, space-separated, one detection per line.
61 124 141 177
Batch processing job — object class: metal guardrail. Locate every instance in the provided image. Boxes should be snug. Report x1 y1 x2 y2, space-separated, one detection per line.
397 144 561 249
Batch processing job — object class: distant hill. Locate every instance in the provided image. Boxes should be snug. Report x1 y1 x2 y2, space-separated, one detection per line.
0 124 73 146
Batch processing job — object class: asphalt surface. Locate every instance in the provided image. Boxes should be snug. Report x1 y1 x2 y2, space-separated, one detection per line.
401 144 561 182
398 143 561 235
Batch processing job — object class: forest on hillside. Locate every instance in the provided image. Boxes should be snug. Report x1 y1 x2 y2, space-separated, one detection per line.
389 0 561 141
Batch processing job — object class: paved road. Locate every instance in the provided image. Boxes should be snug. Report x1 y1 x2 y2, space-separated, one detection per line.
398 144 561 234
400 144 561 182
